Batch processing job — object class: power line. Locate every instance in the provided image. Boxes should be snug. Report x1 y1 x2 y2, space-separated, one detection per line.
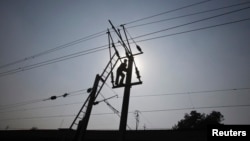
0 46 108 77
1 102 249 121
124 0 212 25
104 82 120 96
127 1 250 29
1 13 246 122
132 6 250 40
0 0 211 70
0 88 88 110
1 5 249 77
0 99 45 111
136 17 250 43
0 31 106 70
1 1 249 128
0 101 83 114
1 87 249 114
138 104 250 113
1 0 247 73
98 93 120 118
87 104 250 116
1 17 250 77
129 88 250 98
0 114 75 121
139 112 154 129
98 93 132 129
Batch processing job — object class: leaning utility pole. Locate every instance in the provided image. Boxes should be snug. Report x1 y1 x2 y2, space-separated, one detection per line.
72 75 100 141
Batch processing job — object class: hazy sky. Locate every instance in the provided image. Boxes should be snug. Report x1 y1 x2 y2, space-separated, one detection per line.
0 0 250 130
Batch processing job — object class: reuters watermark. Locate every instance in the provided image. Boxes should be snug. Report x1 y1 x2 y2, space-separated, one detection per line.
208 125 249 140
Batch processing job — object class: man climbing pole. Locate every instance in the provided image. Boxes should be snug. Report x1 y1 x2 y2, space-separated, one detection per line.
115 59 127 86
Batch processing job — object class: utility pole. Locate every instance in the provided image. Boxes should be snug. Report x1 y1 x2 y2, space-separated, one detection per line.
73 75 100 141
119 54 133 138
70 20 143 141
109 20 143 141
134 110 140 130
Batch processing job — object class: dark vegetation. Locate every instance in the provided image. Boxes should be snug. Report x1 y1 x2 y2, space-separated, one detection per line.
172 110 224 130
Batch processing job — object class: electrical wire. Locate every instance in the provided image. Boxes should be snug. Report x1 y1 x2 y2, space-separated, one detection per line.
129 88 250 98
135 17 250 43
0 31 106 70
124 0 212 25
1 87 249 114
1 103 249 122
0 88 88 110
137 104 250 113
2 16 249 77
90 104 250 116
99 93 120 116
132 6 250 40
1 1 250 129
0 99 45 110
0 14 249 116
1 4 249 77
139 112 154 129
1 0 248 75
104 82 120 96
127 1 250 29
0 114 75 121
0 46 108 77
0 0 212 71
0 101 83 114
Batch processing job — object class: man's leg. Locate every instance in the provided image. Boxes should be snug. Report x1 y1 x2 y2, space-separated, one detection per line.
119 73 125 85
115 72 120 85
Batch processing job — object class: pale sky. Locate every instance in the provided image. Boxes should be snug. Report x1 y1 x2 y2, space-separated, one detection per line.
0 0 250 130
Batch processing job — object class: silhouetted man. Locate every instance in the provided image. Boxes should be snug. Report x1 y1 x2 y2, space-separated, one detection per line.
115 59 127 86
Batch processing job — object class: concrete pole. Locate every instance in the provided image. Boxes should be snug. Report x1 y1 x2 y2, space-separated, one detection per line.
74 75 100 141
119 55 133 141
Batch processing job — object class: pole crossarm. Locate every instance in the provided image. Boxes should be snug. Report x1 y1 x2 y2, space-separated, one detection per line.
113 81 142 89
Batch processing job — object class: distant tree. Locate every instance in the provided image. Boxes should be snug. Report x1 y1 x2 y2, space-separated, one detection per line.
172 110 224 130
5 125 9 130
31 126 38 130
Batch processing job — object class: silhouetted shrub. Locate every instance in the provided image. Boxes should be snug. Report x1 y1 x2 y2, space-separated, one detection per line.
172 110 224 130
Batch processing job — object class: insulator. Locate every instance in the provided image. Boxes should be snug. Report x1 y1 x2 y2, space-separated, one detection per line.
63 93 69 97
136 45 142 53
50 96 57 100
135 67 141 81
115 51 120 58
87 88 92 93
